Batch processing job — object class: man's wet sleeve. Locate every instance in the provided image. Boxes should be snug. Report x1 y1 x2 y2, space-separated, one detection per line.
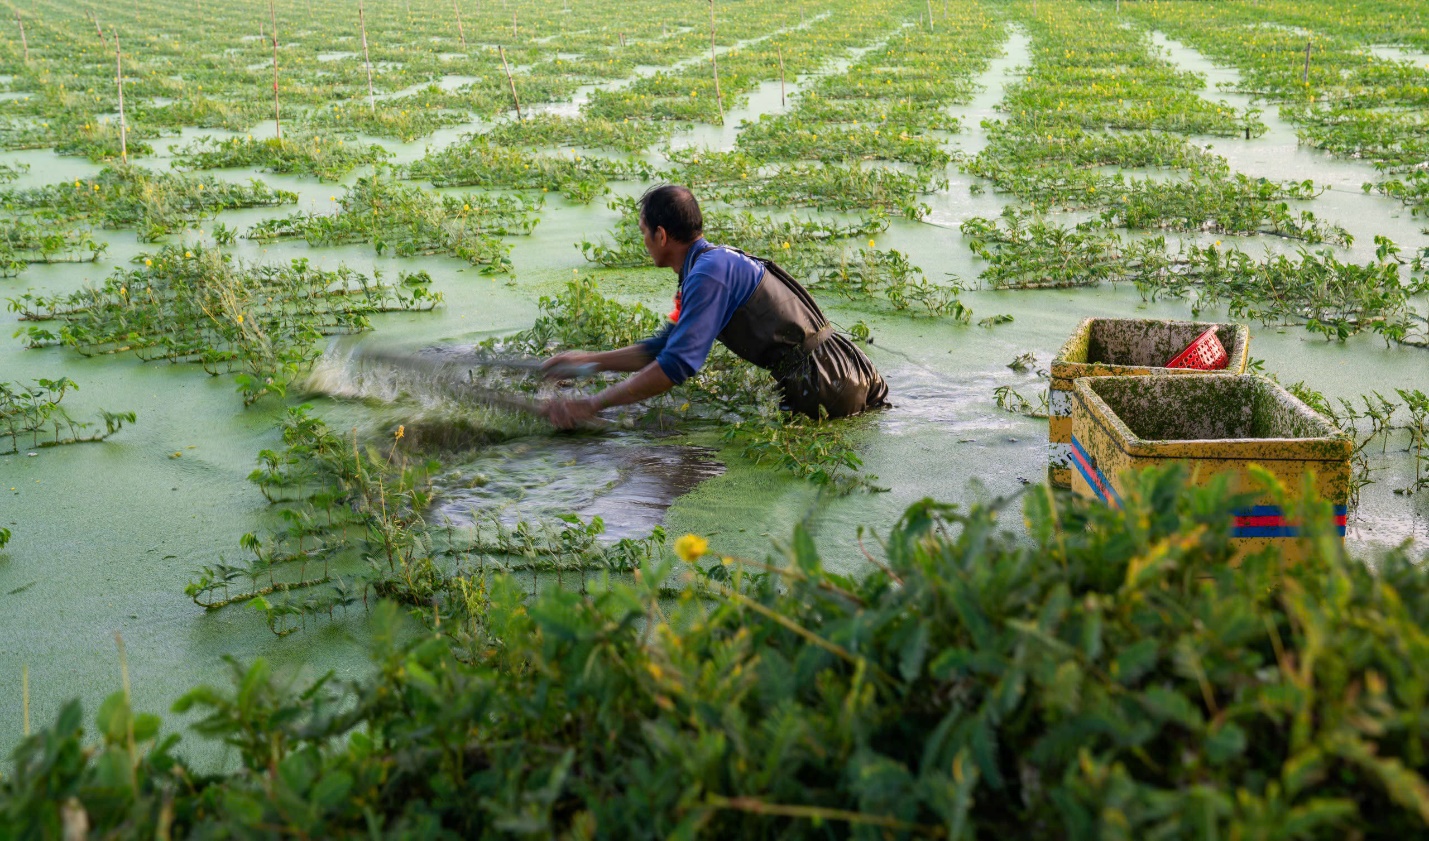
652 273 732 385
640 322 674 358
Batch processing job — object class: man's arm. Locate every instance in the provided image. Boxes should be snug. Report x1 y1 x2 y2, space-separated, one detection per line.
543 361 675 429
543 343 654 375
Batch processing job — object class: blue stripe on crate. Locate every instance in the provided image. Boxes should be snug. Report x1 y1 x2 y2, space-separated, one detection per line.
1070 435 1121 508
1230 504 1348 539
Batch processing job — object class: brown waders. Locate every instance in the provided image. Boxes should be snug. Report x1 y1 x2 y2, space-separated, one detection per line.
711 250 888 419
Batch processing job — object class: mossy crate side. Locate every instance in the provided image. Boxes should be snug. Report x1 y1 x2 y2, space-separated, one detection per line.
1070 375 1352 561
1048 318 1250 488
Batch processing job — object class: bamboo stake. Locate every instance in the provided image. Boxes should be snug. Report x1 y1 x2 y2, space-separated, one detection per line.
777 44 785 109
454 0 466 48
708 0 723 120
359 0 375 110
513 9 518 39
499 45 522 120
91 11 103 40
114 31 127 164
15 11 27 63
270 0 282 139
926 0 934 31
1303 40 1312 84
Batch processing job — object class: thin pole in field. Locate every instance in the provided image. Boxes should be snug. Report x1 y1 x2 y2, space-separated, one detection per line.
499 45 522 120
454 1 466 48
114 31 127 164
926 0 934 31
708 0 723 120
358 0 375 110
1303 40 1312 83
777 44 785 109
15 11 28 63
91 11 104 40
513 10 518 39
270 0 281 139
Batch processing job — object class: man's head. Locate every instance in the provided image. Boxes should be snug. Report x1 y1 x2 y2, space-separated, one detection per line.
638 184 702 269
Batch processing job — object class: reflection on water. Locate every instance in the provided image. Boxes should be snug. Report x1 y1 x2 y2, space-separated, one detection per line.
431 435 725 540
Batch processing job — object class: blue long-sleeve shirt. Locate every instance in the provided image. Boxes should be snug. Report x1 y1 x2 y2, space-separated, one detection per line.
640 238 765 385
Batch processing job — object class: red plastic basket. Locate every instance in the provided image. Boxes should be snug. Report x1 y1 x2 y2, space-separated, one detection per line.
1165 327 1229 370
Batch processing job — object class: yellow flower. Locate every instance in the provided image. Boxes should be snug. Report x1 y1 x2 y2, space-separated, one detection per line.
674 534 708 562
143 259 152 266
184 250 193 258
395 425 405 440
235 314 244 324
462 203 470 211
868 239 876 248
782 241 791 249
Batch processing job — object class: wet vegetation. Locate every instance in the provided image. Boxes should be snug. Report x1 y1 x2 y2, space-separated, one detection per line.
246 172 541 273
0 377 133 456
9 244 442 404
13 468 1429 838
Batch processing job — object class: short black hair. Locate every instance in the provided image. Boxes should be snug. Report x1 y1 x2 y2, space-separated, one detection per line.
638 184 702 243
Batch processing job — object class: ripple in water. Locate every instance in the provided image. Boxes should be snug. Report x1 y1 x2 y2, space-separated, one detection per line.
431 436 725 541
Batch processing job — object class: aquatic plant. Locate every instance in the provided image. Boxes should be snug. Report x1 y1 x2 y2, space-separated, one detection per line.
171 134 393 182
962 211 1428 348
0 377 134 456
481 114 672 154
0 217 105 276
10 244 441 405
666 148 938 220
0 166 295 242
245 172 540 273
401 136 652 203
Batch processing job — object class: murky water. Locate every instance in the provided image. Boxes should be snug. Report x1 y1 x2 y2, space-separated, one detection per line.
0 13 1426 765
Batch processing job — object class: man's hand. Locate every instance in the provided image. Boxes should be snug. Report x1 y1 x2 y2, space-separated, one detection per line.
541 351 600 380
543 395 601 430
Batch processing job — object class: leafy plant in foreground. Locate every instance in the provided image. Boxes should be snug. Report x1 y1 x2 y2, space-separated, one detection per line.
11 467 1429 838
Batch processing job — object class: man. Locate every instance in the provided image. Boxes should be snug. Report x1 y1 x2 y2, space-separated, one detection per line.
541 185 887 429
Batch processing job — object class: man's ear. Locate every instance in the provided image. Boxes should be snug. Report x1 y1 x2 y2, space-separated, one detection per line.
654 226 668 246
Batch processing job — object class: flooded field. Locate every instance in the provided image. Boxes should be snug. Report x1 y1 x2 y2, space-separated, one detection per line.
0 0 1425 798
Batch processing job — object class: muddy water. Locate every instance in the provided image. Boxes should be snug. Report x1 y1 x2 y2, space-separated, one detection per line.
1 18 1427 764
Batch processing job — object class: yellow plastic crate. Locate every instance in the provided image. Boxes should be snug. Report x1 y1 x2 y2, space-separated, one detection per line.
1070 375 1352 560
1049 318 1250 488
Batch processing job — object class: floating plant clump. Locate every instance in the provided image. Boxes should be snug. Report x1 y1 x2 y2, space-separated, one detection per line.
480 114 673 155
0 216 106 277
0 377 134 457
962 209 1428 348
9 243 442 404
245 172 540 273
171 134 394 182
665 148 936 221
402 135 653 203
0 166 296 242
